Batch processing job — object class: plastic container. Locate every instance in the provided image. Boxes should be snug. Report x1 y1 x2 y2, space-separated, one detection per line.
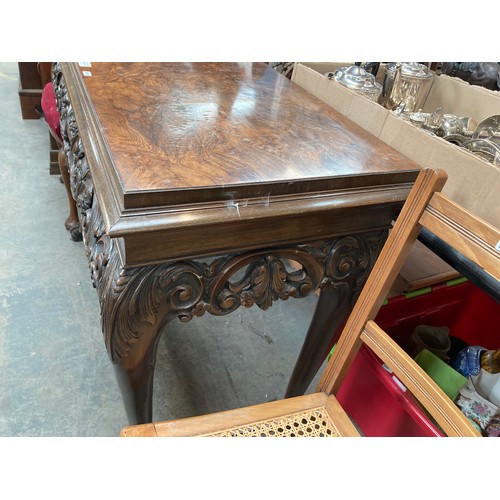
375 280 499 351
336 345 444 436
336 280 499 437
414 349 467 400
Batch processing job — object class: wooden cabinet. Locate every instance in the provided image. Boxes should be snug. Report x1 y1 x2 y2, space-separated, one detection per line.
18 62 43 119
17 62 53 119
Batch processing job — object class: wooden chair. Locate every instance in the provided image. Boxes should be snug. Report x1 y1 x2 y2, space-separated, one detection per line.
121 167 500 437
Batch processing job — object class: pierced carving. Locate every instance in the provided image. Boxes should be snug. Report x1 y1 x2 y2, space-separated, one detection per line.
62 168 385 364
207 248 324 315
92 232 384 364
219 256 305 310
53 64 93 237
50 157 385 364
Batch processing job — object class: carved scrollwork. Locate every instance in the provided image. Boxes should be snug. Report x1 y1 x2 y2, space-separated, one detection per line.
93 231 385 364
52 63 66 115
101 260 207 362
328 236 369 280
44 164 386 363
322 232 386 308
206 248 324 314
53 64 94 233
71 138 93 211
87 208 113 289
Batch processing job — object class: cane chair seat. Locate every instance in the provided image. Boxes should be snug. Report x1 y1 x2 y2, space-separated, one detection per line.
205 407 339 437
121 168 499 438
121 392 359 437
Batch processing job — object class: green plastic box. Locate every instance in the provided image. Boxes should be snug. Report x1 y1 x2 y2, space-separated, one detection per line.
414 348 468 400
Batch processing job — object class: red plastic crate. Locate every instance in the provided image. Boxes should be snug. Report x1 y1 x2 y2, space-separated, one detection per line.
336 280 499 437
376 280 499 350
337 345 443 436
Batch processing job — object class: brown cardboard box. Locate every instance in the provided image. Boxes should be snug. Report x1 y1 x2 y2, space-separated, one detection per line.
292 63 500 229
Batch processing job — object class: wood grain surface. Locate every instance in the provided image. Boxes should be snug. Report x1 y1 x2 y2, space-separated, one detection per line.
59 62 423 266
78 62 420 207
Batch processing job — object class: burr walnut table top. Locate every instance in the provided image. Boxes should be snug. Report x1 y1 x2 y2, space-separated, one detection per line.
61 62 421 266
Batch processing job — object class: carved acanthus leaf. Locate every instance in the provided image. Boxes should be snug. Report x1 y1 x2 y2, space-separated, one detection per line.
70 224 386 363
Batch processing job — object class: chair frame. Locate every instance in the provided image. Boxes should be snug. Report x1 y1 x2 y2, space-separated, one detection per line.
121 168 499 437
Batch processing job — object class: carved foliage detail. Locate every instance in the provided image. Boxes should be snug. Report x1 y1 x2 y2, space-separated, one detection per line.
97 233 385 363
207 248 324 315
52 64 94 225
223 257 304 310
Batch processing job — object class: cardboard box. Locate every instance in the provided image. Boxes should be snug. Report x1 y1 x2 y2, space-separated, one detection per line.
292 63 500 229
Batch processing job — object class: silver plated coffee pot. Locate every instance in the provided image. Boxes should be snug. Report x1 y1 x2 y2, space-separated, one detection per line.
380 62 434 112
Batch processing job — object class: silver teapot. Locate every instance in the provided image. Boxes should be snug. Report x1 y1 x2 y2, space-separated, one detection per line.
380 62 434 112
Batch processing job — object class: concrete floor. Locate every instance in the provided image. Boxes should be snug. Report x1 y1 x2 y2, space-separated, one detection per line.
0 62 322 437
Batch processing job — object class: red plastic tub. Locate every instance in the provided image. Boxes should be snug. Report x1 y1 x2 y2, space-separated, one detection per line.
337 344 443 436
336 280 499 437
376 280 499 350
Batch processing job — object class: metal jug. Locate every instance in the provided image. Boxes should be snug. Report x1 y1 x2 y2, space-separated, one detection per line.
380 62 434 112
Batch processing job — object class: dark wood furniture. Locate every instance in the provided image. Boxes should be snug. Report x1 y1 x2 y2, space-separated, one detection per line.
121 169 500 437
53 62 423 425
36 62 61 175
20 62 61 175
122 167 496 437
18 62 44 119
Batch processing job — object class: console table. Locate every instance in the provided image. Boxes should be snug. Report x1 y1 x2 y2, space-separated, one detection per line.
53 62 421 425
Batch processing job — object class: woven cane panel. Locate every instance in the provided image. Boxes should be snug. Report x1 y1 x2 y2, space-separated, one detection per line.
201 407 339 437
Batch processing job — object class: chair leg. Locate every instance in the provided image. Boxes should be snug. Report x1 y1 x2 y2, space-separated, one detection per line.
58 149 82 241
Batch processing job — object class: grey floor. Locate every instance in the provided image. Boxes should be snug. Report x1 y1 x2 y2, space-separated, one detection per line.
0 62 322 437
